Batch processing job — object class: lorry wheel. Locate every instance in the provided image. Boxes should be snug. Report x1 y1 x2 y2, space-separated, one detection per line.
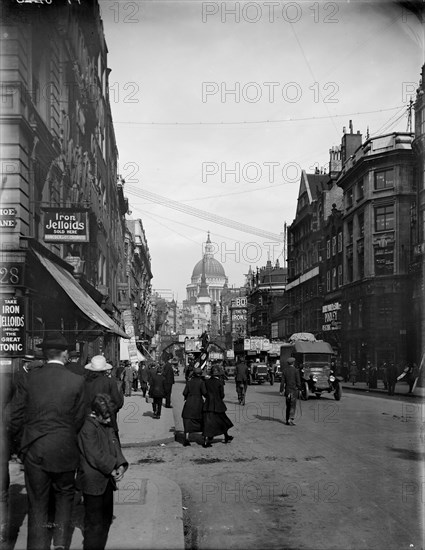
300 382 309 401
334 384 342 401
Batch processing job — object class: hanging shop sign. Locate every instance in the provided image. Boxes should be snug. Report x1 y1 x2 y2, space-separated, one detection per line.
322 301 341 332
0 296 26 357
43 208 89 242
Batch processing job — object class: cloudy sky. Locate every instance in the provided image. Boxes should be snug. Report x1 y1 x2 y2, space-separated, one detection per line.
100 0 424 300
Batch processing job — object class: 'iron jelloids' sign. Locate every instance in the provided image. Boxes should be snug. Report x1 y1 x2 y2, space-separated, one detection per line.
0 296 26 357
43 208 89 242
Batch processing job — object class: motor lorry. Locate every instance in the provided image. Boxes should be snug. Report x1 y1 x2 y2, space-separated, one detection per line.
280 339 341 400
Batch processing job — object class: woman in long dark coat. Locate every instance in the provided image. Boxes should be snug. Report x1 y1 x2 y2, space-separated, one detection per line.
202 365 234 448
181 368 207 446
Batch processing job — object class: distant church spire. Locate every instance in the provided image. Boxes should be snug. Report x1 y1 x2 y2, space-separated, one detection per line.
205 231 214 259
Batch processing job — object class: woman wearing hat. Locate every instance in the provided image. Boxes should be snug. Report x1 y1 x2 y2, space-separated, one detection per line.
202 365 234 448
83 356 124 435
181 367 207 446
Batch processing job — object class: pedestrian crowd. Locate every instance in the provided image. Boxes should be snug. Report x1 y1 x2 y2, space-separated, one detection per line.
1 332 131 550
345 359 420 395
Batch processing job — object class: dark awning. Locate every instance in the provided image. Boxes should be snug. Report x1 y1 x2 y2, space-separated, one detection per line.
33 250 129 339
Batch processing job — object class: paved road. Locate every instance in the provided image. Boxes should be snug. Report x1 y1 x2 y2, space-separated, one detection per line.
123 377 424 550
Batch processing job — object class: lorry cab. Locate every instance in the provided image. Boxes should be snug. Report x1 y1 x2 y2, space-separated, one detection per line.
280 339 341 400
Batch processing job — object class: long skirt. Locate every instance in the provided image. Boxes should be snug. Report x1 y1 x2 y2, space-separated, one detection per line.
183 418 203 433
203 412 233 438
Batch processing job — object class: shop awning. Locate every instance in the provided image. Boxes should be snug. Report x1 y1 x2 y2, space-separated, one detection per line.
119 338 146 362
33 250 129 339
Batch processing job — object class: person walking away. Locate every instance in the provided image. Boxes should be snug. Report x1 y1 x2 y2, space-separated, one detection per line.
349 361 358 386
7 332 85 550
162 359 175 408
386 362 398 396
181 368 207 446
149 365 167 419
132 367 139 392
235 359 249 405
281 357 301 426
83 356 124 436
202 365 234 448
123 362 133 397
78 394 128 550
138 361 149 398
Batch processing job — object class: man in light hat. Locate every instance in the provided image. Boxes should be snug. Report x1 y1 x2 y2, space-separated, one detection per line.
7 331 85 550
281 357 301 426
83 356 123 434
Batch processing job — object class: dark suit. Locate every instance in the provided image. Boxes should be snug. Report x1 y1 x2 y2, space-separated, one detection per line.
282 364 301 423
235 363 249 404
8 361 85 550
162 362 175 407
149 372 167 418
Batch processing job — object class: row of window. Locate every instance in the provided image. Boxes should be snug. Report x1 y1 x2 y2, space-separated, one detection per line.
326 232 343 258
346 168 395 207
326 264 343 291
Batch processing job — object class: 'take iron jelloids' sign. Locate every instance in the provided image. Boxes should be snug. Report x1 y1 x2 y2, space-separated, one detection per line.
0 296 26 357
43 208 89 242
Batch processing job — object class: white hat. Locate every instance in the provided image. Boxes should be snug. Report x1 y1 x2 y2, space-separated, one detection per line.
84 355 112 372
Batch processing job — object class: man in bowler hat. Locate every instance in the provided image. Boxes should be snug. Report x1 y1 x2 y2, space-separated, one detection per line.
7 332 85 550
281 357 301 426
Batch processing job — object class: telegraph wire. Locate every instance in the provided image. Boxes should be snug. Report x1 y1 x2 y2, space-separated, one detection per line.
125 185 284 242
113 106 403 127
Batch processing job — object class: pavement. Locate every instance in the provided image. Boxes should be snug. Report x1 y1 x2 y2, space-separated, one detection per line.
6 380 186 550
340 378 425 399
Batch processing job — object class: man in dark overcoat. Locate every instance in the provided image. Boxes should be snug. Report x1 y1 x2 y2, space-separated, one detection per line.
162 360 175 408
7 332 85 550
281 357 301 426
235 359 249 405
386 362 399 396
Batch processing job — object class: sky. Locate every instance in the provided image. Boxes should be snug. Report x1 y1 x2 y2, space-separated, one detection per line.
100 0 424 300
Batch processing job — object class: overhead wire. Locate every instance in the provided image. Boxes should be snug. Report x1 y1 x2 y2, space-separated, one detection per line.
113 106 403 127
125 185 284 242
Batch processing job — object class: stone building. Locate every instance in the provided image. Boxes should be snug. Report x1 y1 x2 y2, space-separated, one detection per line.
337 130 416 368
410 64 425 365
0 1 131 367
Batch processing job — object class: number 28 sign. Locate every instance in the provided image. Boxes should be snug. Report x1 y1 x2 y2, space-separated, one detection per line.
0 263 24 286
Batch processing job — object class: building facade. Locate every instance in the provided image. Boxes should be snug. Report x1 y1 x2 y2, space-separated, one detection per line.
246 259 287 339
337 131 416 369
410 64 425 365
0 2 137 367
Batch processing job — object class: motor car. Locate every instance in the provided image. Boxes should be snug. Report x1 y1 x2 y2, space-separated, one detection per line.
251 363 268 384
